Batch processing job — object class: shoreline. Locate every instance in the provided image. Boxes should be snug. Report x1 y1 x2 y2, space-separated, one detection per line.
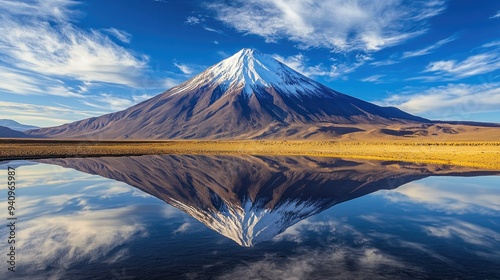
1 139 499 170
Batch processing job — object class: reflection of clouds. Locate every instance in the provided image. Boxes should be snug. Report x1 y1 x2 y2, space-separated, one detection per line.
261 218 422 280
274 219 338 243
88 183 138 198
17 193 88 217
423 220 500 247
274 218 368 245
173 222 191 234
217 245 418 280
397 240 456 266
0 161 171 279
18 206 147 277
17 180 143 217
14 163 99 189
379 177 500 215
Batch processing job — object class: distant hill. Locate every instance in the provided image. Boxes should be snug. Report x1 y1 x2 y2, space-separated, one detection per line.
27 48 428 140
0 119 39 131
0 125 31 138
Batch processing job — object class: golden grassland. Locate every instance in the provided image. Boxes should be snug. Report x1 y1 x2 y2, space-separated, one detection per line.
1 139 499 170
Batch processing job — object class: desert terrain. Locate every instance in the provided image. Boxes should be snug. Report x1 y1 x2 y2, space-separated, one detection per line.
2 123 499 170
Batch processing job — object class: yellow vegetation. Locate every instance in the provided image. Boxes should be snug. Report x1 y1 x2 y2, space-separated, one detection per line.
1 139 499 170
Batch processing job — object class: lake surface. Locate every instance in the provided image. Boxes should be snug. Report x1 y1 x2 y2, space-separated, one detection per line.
1 155 499 280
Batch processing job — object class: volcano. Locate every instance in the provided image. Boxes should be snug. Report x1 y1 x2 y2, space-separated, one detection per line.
27 48 428 139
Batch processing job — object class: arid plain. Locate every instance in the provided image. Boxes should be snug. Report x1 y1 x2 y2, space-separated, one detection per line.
2 123 499 170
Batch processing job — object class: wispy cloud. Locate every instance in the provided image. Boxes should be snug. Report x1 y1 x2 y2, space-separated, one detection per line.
0 0 149 90
185 16 201 25
361 74 385 83
174 62 194 75
378 83 500 118
208 0 446 52
103 27 132 44
424 52 500 78
0 0 81 22
0 66 82 97
481 40 500 48
163 77 182 89
402 36 456 58
370 59 399 67
202 26 225 35
370 36 456 67
272 53 322 77
490 10 500 19
273 53 370 79
0 101 105 127
132 94 154 102
82 93 134 111
185 15 225 35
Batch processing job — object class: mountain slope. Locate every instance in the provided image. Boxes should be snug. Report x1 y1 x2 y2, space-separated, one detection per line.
27 49 428 139
0 119 39 131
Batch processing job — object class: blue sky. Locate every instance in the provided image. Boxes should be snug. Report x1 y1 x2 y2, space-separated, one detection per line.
0 0 499 127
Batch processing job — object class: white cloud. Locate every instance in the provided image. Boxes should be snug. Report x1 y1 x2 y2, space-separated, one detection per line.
361 74 385 83
370 59 398 67
203 26 225 35
424 53 500 78
272 53 321 77
0 101 104 127
208 0 446 52
481 40 500 48
186 16 201 25
82 93 134 111
402 36 456 58
164 77 182 89
0 0 149 89
490 10 500 19
174 62 194 75
273 53 369 79
132 94 154 102
0 0 80 22
0 66 82 97
378 83 500 118
103 27 132 44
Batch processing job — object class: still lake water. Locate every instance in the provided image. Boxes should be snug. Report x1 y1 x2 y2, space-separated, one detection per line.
1 155 499 280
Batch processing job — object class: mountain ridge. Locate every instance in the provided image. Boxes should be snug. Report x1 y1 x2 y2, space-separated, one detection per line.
0 119 39 132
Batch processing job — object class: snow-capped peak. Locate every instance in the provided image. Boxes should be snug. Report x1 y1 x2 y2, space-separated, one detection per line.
184 48 328 97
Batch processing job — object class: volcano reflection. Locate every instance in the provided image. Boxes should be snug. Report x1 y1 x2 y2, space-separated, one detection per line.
38 155 497 246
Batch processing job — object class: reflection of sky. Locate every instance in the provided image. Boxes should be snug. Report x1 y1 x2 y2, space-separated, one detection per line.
262 175 500 280
378 176 500 214
0 162 190 280
1 162 499 279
